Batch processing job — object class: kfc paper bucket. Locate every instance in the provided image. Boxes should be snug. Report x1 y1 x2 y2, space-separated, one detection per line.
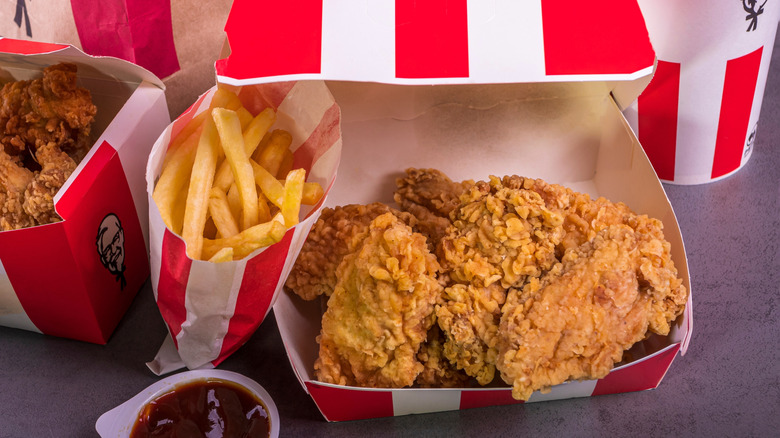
0 38 169 344
623 0 780 184
146 81 341 375
215 0 693 421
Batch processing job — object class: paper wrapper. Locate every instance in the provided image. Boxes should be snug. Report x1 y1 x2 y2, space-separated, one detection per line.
145 81 341 374
624 1 780 184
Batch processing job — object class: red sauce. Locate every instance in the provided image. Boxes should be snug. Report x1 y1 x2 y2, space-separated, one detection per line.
130 378 270 438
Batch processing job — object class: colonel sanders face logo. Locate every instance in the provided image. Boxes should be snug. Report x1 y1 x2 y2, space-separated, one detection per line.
96 213 126 289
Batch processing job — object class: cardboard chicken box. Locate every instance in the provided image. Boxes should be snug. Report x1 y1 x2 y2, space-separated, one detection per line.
0 39 169 344
213 0 693 421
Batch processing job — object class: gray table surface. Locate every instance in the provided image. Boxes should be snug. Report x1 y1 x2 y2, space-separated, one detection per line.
2 31 780 438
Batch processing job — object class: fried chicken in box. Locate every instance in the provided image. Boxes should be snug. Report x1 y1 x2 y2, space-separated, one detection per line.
0 63 96 231
314 212 442 387
285 168 687 400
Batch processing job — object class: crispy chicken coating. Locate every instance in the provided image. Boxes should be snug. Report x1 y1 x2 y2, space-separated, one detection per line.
314 213 443 387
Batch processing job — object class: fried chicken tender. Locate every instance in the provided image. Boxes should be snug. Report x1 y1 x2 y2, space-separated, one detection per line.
23 142 77 225
415 325 472 388
394 168 473 246
0 149 34 230
0 63 97 161
285 203 418 301
314 213 443 388
497 222 687 401
436 176 566 384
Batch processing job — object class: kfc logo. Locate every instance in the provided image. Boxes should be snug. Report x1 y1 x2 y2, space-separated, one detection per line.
743 0 768 31
96 213 126 289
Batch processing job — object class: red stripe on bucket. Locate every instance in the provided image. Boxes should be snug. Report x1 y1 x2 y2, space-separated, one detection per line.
69 0 180 78
541 0 654 76
711 47 763 179
156 230 191 345
219 0 322 79
395 0 469 79
637 61 681 182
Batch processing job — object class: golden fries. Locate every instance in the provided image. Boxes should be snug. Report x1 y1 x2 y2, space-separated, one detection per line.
154 91 325 262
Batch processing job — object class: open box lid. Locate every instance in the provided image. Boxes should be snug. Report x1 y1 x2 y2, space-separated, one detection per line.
216 0 656 108
0 38 164 90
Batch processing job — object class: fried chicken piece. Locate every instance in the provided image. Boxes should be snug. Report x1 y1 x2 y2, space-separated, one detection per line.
23 141 77 225
0 149 34 230
415 325 472 388
394 168 473 246
285 203 417 301
436 176 566 384
314 213 443 388
496 223 687 401
0 63 97 161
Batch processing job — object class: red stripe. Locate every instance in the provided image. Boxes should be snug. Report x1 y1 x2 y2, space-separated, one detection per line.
711 47 763 179
156 229 192 345
591 344 680 396
542 0 654 76
395 0 469 79
0 224 100 342
0 38 68 54
305 382 394 421
213 230 294 366
291 102 341 178
236 81 297 113
637 61 681 181
460 389 523 410
218 0 322 80
69 0 180 78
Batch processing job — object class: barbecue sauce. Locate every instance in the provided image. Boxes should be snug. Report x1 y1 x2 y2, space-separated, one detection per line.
130 378 270 438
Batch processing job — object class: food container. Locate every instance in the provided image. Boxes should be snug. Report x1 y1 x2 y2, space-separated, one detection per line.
95 369 280 437
0 38 169 344
145 81 341 374
217 0 692 421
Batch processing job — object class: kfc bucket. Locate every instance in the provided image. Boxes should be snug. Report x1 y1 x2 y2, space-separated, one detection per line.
0 38 169 344
211 0 692 421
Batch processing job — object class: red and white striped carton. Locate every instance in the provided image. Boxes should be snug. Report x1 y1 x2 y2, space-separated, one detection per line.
624 1 780 185
0 38 169 344
215 0 693 421
145 81 341 375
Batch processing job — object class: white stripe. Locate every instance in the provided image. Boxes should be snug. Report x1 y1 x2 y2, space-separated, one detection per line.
321 0 395 83
276 81 337 151
673 59 725 183
526 379 598 403
467 0 546 82
392 388 461 416
176 259 246 369
0 259 40 333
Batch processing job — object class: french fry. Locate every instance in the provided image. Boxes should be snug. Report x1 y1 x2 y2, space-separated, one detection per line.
213 108 260 230
153 127 201 232
282 168 305 227
251 160 284 208
201 219 287 261
236 106 254 129
276 149 294 179
181 116 220 260
227 183 242 220
243 108 276 157
302 181 325 205
253 129 292 177
212 108 276 192
207 247 234 263
208 187 240 238
257 192 272 223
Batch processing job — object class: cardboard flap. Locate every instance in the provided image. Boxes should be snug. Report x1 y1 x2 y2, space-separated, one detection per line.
217 0 654 102
0 38 165 89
